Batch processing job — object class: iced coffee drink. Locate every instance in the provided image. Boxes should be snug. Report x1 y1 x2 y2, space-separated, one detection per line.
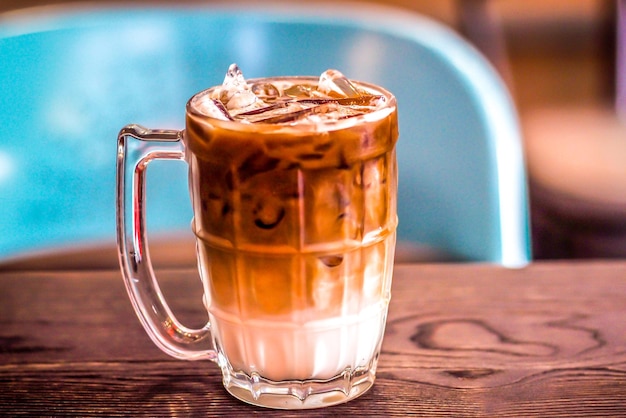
185 64 398 407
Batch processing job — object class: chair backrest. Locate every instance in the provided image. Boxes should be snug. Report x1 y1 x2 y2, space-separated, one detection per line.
0 3 531 266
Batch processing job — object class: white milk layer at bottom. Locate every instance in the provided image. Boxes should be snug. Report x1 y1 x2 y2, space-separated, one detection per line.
209 301 388 382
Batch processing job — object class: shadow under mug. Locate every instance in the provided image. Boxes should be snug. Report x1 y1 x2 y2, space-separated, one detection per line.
116 77 398 409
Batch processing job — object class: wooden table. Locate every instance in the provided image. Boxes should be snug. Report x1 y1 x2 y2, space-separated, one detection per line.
2 261 626 416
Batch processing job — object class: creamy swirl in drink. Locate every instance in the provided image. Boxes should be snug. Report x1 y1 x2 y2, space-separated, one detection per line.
185 65 398 384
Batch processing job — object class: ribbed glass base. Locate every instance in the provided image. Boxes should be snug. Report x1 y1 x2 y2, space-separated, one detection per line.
222 362 377 409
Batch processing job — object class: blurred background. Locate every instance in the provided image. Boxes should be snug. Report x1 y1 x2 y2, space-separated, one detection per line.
2 0 617 115
1 0 623 261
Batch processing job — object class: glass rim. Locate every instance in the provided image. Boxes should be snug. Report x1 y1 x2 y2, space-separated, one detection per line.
186 76 397 132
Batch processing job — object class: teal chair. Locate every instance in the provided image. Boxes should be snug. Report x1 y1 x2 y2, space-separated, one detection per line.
0 3 530 267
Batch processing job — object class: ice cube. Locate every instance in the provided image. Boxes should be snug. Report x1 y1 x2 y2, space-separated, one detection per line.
219 63 259 111
194 95 234 121
318 69 361 98
284 84 314 98
251 82 280 100
252 103 335 124
253 198 286 230
225 90 258 111
222 63 248 92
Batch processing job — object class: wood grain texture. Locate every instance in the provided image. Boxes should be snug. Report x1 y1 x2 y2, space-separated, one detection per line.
2 262 626 416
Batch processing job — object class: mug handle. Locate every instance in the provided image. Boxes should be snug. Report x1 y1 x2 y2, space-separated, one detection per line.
116 124 215 361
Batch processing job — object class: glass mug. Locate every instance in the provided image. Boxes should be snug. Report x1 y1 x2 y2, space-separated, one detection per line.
116 66 398 409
